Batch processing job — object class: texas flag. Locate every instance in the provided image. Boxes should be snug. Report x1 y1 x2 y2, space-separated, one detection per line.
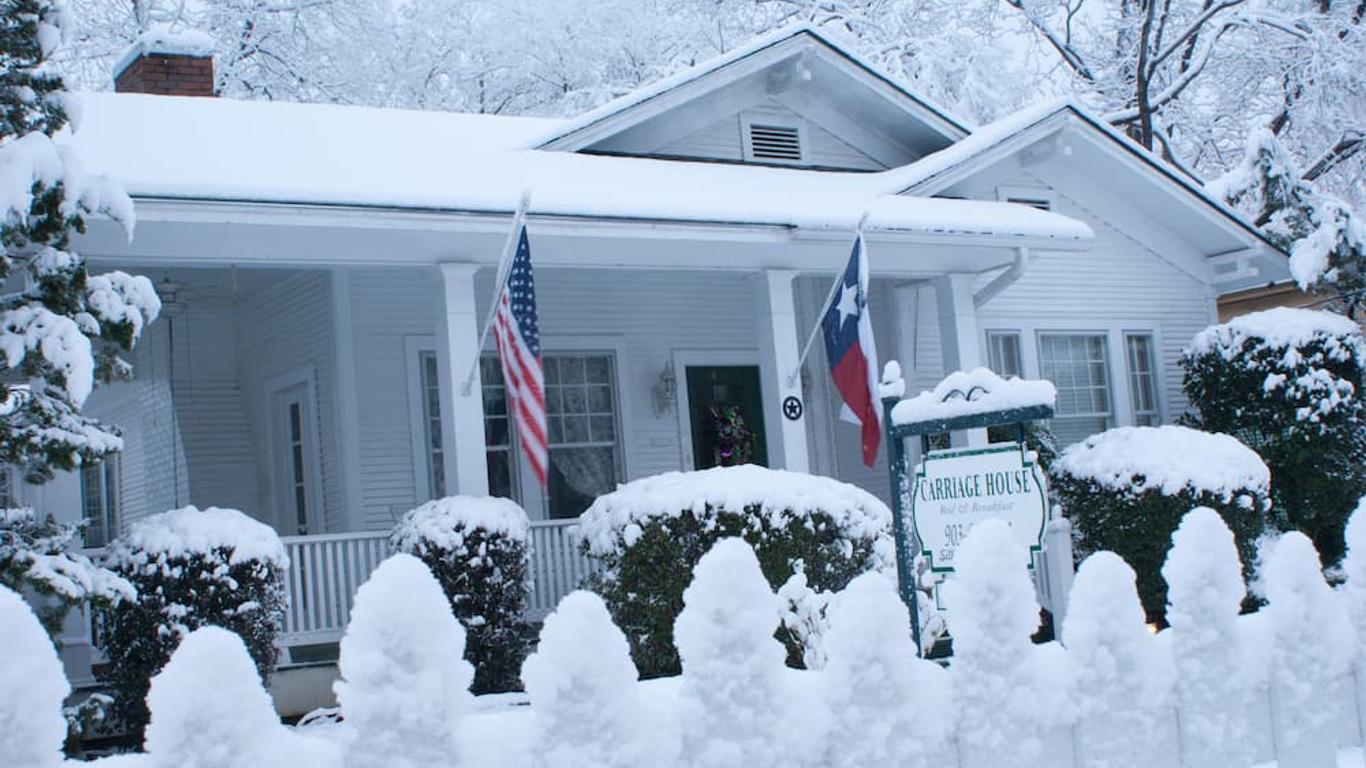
821 236 882 466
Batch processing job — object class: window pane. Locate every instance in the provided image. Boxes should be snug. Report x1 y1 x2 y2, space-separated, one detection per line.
548 446 617 519
987 332 1023 378
1038 333 1112 445
1126 334 1160 424
585 356 610 384
420 351 448 500
562 415 589 443
486 449 515 500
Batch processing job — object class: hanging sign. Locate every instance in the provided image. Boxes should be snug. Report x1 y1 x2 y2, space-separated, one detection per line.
911 443 1048 573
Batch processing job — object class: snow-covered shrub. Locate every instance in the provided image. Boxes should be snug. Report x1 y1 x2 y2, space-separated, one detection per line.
944 518 1072 767
1183 307 1366 564
1262 531 1355 768
335 553 473 768
776 568 834 670
389 495 531 694
1161 507 1253 768
521 590 648 768
580 466 892 676
1063 552 1172 768
1052 425 1270 623
822 572 952 768
97 506 287 737
675 538 790 768
0 506 134 634
144 626 340 768
0 584 70 768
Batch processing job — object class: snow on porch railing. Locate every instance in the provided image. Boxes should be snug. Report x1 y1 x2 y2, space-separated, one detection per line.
280 519 596 644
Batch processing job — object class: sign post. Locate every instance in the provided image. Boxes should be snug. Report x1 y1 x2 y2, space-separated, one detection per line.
880 369 1055 657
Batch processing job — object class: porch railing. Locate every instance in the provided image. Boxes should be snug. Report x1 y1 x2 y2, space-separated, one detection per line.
279 519 595 645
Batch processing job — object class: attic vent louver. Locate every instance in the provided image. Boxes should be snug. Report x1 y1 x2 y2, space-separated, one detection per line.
748 123 803 162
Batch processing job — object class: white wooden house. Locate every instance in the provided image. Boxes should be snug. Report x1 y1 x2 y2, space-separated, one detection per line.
10 26 1287 687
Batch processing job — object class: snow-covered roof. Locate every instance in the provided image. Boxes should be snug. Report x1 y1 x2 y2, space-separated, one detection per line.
112 26 216 79
534 24 969 151
890 368 1056 426
60 92 1092 242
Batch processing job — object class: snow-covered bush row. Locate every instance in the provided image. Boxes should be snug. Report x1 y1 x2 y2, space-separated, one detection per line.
390 495 531 693
1183 307 1366 565
1053 425 1270 624
12 509 1366 768
578 465 893 676
96 506 287 738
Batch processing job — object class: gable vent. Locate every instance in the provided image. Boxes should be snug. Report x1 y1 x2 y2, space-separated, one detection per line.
748 123 803 162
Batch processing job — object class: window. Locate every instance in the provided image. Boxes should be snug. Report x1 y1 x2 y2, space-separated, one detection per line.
1126 333 1161 426
987 331 1023 378
480 355 518 502
418 351 447 499
1037 333 1113 445
0 467 12 508
543 354 621 519
81 456 120 548
270 378 320 536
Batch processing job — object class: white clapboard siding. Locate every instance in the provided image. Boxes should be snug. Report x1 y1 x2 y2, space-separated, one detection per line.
655 98 887 170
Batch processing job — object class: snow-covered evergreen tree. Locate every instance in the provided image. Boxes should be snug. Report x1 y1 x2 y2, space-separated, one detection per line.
335 553 473 768
822 572 952 768
521 590 650 768
1063 552 1172 768
0 505 132 635
1161 508 1252 768
1262 531 1355 768
674 538 789 768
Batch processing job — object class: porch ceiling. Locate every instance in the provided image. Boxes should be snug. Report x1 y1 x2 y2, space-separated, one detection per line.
76 197 1089 279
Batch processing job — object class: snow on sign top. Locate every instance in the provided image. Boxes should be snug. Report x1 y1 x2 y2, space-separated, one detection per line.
104 505 287 569
890 368 1056 426
60 94 1093 243
578 465 891 558
1187 306 1365 360
1054 425 1270 502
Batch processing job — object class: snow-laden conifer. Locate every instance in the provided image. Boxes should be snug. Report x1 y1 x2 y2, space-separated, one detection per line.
1161 508 1252 768
522 590 649 768
1263 531 1355 768
144 626 340 768
1063 552 1172 768
335 553 473 768
674 537 788 768
0 584 69 768
822 572 952 768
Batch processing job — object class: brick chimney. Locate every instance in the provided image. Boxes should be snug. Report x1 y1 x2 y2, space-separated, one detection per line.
113 29 216 97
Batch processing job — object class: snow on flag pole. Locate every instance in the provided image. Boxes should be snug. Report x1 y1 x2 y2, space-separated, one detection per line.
463 189 533 396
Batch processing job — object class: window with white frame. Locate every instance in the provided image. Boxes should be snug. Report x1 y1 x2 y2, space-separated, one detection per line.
1037 333 1113 445
987 331 1024 378
81 455 120 548
543 354 621 519
1125 333 1161 426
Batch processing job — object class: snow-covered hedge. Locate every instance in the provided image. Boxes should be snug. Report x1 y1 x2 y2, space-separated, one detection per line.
1052 425 1270 623
1183 307 1366 564
97 506 287 737
390 495 531 693
578 465 892 676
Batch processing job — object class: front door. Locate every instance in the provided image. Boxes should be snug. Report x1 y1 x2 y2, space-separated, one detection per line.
271 381 321 535
685 365 769 469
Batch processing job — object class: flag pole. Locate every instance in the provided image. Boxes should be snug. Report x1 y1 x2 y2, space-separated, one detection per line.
785 211 872 388
463 189 532 396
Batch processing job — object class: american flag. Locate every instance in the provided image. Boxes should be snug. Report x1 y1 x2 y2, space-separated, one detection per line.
492 226 548 487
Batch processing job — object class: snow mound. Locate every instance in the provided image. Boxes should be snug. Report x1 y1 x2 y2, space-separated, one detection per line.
890 367 1055 426
675 538 788 768
335 553 473 767
1341 498 1366 662
144 626 340 768
579 465 890 558
105 506 287 569
0 585 70 768
1188 307 1364 361
1063 552 1172 768
1055 425 1269 502
522 591 646 768
390 495 531 553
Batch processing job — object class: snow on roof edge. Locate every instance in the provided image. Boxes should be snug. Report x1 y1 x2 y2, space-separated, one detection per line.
112 26 216 81
533 23 969 150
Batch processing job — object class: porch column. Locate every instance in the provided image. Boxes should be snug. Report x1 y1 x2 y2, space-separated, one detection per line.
435 263 490 496
934 273 987 448
754 269 810 473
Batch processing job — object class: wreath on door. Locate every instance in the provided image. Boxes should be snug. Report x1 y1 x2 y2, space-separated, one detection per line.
708 402 754 466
